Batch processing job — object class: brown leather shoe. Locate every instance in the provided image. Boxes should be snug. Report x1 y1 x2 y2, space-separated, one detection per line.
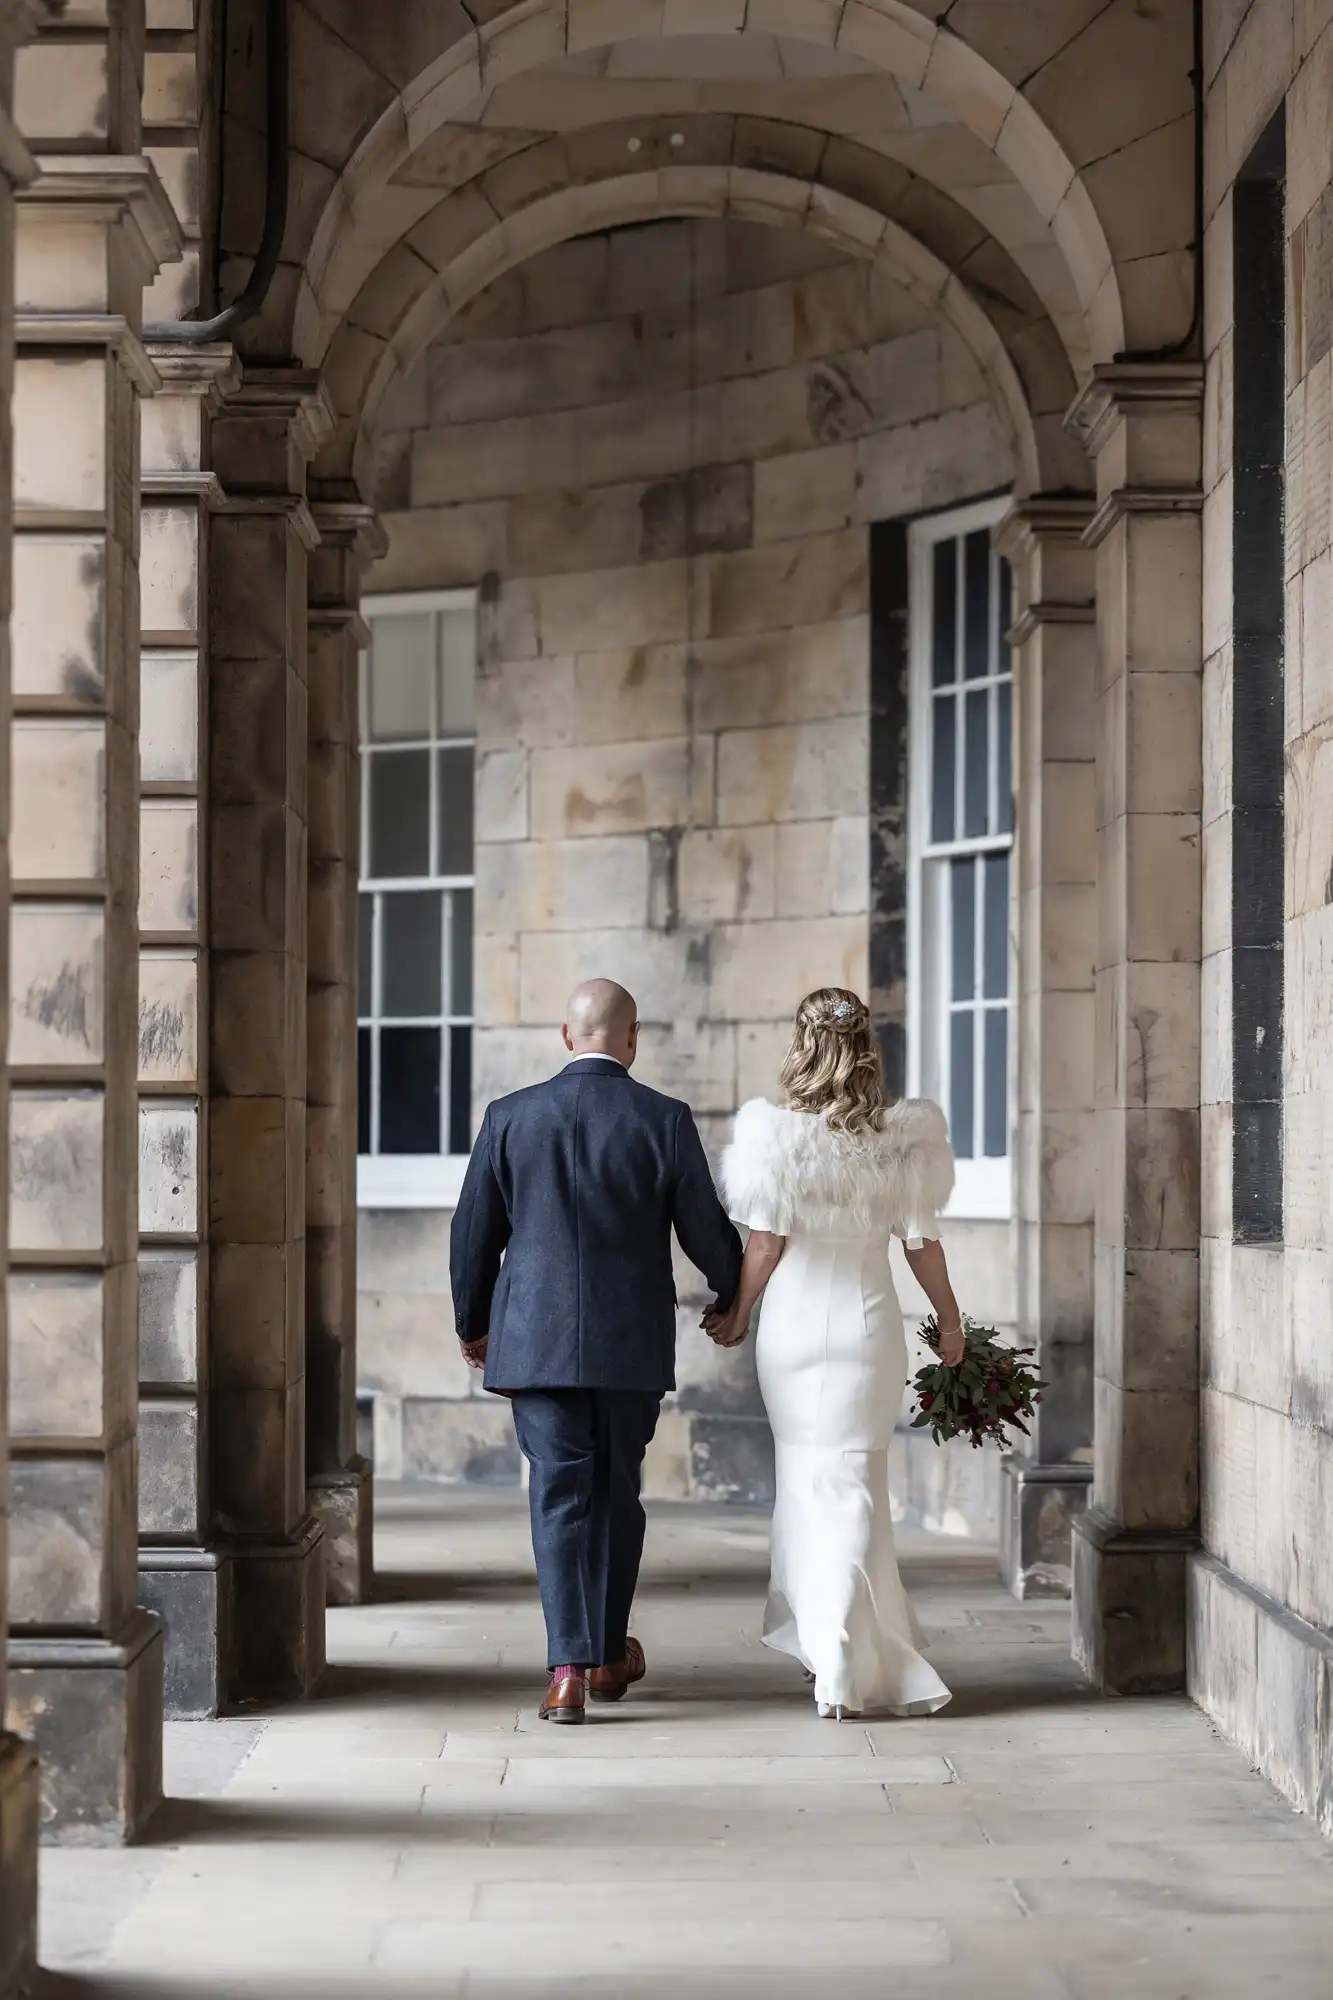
588 1637 647 1704
538 1670 586 1724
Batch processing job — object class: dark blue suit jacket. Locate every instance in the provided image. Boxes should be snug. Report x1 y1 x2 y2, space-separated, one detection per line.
450 1057 743 1394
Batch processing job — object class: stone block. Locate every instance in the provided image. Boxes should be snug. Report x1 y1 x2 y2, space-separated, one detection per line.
136 1553 235 1721
139 947 199 1083
139 1100 199 1237
639 462 755 560
478 833 651 935
226 1518 326 1704
357 1206 451 1295
538 556 692 653
11 1090 104 1254
573 645 690 742
736 1020 791 1103
9 903 105 1067
529 735 714 839
307 1460 374 1607
717 717 869 825
999 1458 1093 1600
13 353 107 511
141 504 200 638
138 1399 200 1539
692 632 789 732
139 799 198 936
138 1249 199 1387
519 927 709 1027
786 616 869 721
475 748 529 842
211 1384 303 1534
678 826 776 924
710 916 867 1021
753 443 856 544
358 1290 471 1399
12 534 105 703
11 720 106 883
402 1397 522 1484
7 1610 163 1846
1072 1507 1193 1695
706 529 867 638
688 1413 775 1505
477 654 575 750
633 1022 738 1116
9 1272 104 1439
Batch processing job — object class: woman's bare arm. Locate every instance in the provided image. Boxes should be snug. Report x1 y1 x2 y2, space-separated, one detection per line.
704 1229 785 1348
903 1237 964 1366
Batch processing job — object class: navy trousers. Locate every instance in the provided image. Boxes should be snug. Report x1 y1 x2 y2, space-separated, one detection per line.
509 1389 662 1670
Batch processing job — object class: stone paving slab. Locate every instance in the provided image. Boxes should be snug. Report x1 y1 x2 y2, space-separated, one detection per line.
33 1485 1333 1999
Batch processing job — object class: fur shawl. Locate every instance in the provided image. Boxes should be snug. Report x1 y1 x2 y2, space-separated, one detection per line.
720 1097 955 1241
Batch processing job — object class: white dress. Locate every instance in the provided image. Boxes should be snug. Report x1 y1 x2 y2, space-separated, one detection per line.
721 1098 956 1717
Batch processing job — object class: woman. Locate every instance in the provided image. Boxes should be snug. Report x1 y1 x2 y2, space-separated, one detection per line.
707 987 964 1720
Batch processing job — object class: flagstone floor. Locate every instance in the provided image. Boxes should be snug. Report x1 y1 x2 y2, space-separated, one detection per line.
35 1485 1333 1999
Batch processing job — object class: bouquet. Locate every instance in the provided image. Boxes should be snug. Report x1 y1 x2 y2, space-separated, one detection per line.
910 1316 1045 1450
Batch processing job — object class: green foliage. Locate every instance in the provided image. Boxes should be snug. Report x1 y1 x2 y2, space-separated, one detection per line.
909 1317 1046 1451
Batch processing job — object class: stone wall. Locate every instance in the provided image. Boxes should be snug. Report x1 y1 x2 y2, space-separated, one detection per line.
360 216 1014 1526
1189 0 1333 1833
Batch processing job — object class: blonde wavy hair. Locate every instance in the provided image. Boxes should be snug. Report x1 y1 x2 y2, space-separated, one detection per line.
779 988 890 1135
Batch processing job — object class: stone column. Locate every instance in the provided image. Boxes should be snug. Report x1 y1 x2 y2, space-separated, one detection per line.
995 499 1097 1599
305 500 383 1605
206 369 332 1699
1067 364 1204 1693
0 7 37 1982
7 4 182 1841
135 343 239 1718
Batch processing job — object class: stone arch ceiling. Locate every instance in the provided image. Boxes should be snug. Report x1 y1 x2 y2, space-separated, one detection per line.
269 0 1193 391
313 119 1082 494
333 167 1052 498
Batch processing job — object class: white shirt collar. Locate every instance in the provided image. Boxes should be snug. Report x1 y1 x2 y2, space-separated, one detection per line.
565 1052 626 1068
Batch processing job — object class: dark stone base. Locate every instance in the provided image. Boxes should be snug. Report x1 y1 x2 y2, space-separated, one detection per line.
7 1608 163 1846
999 1457 1093 1599
307 1458 374 1607
0 1732 38 1997
1188 1551 1333 1835
138 1548 235 1720
226 1514 326 1703
1071 1506 1197 1694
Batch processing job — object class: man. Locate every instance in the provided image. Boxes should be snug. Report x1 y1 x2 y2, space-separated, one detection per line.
450 980 743 1724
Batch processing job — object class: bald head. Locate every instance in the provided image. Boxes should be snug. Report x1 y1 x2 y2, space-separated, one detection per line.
562 979 640 1067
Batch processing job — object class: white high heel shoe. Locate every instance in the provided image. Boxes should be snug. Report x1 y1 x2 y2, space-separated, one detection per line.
816 1700 862 1721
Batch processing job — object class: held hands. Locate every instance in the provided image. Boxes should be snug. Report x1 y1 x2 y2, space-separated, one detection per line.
702 1303 748 1350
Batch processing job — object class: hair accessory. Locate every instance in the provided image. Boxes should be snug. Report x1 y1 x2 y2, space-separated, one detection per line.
832 1001 855 1021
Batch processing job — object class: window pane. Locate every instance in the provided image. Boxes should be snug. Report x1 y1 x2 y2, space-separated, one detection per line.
950 1010 975 1160
984 1009 1008 1158
380 1027 441 1154
996 678 1013 836
983 852 1009 999
932 540 957 687
438 745 475 876
963 687 989 837
358 894 374 1014
439 608 477 735
931 693 956 842
369 614 434 741
368 748 430 878
449 1024 472 1154
963 531 990 679
381 890 442 1018
997 558 1012 675
358 1026 372 1155
450 888 474 1017
951 857 975 1003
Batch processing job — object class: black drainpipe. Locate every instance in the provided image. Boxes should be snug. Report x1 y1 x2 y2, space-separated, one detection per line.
144 0 289 344
1114 0 1204 364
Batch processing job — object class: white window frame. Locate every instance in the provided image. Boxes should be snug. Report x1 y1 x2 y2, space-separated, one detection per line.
906 496 1014 1222
357 587 477 1211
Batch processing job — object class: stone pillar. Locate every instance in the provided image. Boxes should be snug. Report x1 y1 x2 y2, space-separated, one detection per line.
0 8 37 1982
136 343 239 1718
7 4 181 1841
206 369 332 1699
995 499 1097 1599
1067 364 1204 1693
305 500 383 1605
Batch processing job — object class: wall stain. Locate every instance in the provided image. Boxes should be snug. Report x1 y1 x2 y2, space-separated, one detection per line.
140 1001 187 1071
24 962 91 1049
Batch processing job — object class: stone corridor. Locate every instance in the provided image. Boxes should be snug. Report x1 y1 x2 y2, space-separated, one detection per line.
33 1489 1333 2000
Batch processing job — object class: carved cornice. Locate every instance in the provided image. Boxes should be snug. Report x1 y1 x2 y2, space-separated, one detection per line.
309 498 388 565
1064 360 1204 455
220 367 336 464
994 495 1096 562
21 155 184 285
1083 486 1203 550
214 491 320 552
15 312 160 396
1009 601 1096 645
